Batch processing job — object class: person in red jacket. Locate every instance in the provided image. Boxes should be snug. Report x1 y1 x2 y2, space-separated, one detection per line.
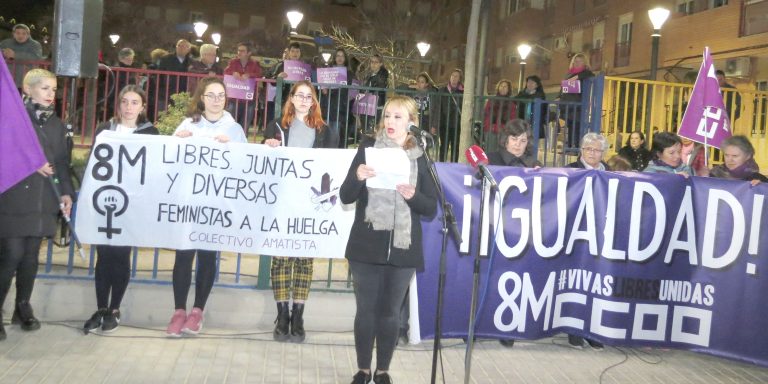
224 42 262 133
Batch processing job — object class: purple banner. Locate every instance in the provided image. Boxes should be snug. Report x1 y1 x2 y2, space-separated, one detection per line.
284 60 313 82
417 164 768 367
677 47 732 147
317 67 348 85
223 75 256 100
561 79 581 94
266 84 276 102
0 55 47 193
353 93 378 116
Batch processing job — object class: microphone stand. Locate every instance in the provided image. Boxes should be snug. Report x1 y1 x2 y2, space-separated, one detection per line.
464 173 490 384
48 176 86 261
419 135 462 384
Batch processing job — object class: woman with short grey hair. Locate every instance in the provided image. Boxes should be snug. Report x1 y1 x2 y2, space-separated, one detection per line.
567 132 610 171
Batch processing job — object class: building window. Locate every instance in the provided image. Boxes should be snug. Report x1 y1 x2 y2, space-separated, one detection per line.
571 30 583 53
505 0 527 15
307 21 323 37
742 0 768 36
677 0 695 15
145 6 161 20
249 15 265 29
573 0 586 13
451 47 459 61
615 13 633 67
495 47 503 68
165 9 183 24
222 13 239 28
190 11 204 23
711 0 728 8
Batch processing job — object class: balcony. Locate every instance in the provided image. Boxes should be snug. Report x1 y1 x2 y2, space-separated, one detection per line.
614 42 631 68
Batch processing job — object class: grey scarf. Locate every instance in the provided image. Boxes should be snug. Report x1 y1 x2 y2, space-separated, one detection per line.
364 133 423 249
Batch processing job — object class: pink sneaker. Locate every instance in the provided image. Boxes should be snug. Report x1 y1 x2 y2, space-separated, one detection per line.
182 307 203 335
166 309 186 337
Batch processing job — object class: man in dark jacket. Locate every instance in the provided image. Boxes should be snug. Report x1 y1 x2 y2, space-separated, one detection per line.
156 39 192 113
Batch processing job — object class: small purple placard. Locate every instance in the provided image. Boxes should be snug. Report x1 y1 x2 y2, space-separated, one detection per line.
224 75 256 100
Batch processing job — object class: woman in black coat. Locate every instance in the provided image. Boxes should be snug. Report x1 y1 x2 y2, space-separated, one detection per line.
82 85 158 334
617 130 653 171
515 75 547 139
341 95 437 384
487 119 542 169
0 69 74 340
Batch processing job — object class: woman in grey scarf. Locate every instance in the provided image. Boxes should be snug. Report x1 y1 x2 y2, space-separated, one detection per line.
340 95 438 384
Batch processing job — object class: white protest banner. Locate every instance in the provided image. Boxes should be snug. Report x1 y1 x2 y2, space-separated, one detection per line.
75 132 356 258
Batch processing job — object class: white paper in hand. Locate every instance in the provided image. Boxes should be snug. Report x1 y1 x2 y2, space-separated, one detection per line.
364 148 411 190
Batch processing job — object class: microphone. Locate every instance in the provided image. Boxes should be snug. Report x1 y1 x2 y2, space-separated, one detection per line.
409 124 434 140
465 145 498 191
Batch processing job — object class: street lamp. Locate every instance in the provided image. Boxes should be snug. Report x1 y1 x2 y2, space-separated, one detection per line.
417 42 431 57
211 32 221 46
193 22 208 43
648 7 670 80
517 43 532 92
286 11 303 35
108 34 120 46
321 52 331 65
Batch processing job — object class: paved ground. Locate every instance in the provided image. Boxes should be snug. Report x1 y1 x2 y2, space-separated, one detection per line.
1 280 767 384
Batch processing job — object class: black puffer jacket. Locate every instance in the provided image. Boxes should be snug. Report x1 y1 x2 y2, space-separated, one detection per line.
339 137 437 269
0 104 75 238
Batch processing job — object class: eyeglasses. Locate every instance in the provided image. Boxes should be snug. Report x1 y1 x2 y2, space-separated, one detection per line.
582 147 604 154
293 93 314 102
203 93 226 101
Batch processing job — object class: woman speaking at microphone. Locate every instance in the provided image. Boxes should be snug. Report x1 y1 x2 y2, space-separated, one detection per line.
340 95 437 384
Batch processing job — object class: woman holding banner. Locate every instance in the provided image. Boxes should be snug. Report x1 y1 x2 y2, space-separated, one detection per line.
82 85 158 334
340 95 437 384
710 135 766 184
0 69 74 340
165 77 246 337
264 80 338 343
643 132 692 176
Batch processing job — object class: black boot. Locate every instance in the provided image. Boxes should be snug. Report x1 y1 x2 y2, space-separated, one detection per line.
12 301 41 331
273 302 290 341
290 303 305 343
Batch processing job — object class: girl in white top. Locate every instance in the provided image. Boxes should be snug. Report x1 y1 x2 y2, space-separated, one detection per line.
166 77 246 337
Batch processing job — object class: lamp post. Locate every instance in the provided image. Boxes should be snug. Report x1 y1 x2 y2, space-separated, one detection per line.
286 11 303 35
321 52 331 66
211 32 221 46
193 22 208 43
648 7 670 81
517 43 532 93
108 34 120 47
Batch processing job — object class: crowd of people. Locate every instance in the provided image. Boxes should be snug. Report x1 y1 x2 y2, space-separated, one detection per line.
2 23 766 384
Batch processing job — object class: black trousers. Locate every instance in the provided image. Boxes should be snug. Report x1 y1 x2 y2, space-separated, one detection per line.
349 260 414 371
94 245 131 310
0 237 42 311
173 249 217 310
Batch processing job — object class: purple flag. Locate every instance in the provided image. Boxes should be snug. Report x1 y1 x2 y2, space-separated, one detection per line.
0 55 46 194
677 47 731 147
